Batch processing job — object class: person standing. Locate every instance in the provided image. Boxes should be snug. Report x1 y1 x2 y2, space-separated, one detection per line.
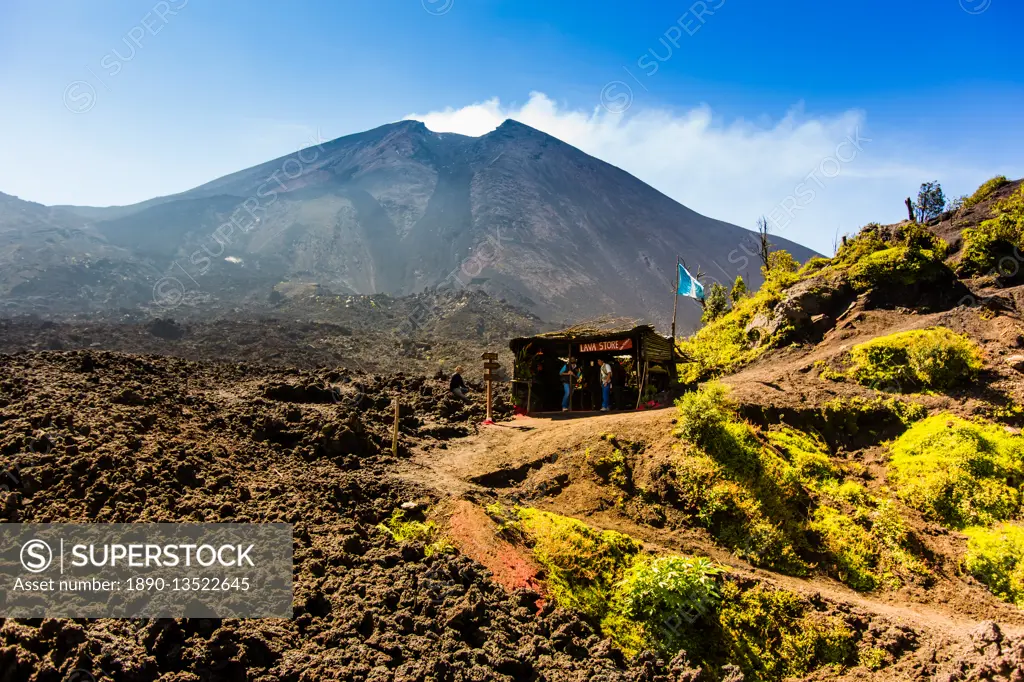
529 348 545 412
559 358 577 411
450 366 469 400
611 359 625 410
599 359 613 411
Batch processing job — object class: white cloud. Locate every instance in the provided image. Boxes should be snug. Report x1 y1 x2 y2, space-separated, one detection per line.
406 92 991 254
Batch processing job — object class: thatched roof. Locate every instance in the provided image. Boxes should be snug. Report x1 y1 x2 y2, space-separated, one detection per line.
510 320 687 364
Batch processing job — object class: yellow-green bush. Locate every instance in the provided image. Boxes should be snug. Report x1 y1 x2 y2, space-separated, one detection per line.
765 426 839 484
673 384 930 590
509 507 865 677
963 175 1010 211
676 259 801 384
809 505 881 591
847 245 947 291
507 507 728 657
674 385 809 572
964 523 1024 607
608 555 724 655
718 582 857 681
959 184 1024 275
376 510 453 557
846 327 982 392
514 507 641 617
889 414 1024 528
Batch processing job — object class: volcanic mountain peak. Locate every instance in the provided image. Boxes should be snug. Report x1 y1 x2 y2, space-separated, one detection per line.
0 120 816 325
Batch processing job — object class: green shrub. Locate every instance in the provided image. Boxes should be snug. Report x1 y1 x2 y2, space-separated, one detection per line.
959 184 1024 275
889 414 1024 528
765 250 799 279
832 228 887 267
963 175 1009 210
809 505 880 591
797 255 831 277
510 507 733 659
589 438 634 490
846 327 982 392
376 510 453 556
514 507 641 617
718 582 857 681
702 282 731 324
676 381 736 446
677 267 799 383
964 523 1024 607
847 246 947 291
730 275 748 302
608 555 724 654
765 426 838 485
860 647 889 671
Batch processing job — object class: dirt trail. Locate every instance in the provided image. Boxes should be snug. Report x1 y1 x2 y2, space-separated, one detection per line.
397 407 1024 642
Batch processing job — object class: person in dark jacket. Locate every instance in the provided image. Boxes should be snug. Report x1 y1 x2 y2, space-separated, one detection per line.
450 366 469 400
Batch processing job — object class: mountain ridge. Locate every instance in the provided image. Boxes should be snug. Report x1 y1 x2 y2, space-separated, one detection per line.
0 119 817 328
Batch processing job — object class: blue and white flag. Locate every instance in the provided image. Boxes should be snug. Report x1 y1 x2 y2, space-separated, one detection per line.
677 263 705 300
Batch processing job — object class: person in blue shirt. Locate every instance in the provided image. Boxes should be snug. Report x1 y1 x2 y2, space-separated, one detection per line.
599 359 613 411
559 358 577 411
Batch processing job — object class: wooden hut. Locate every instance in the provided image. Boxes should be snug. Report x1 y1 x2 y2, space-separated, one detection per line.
509 324 685 413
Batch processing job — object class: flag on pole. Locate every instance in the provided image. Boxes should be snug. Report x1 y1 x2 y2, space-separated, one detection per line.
677 263 704 300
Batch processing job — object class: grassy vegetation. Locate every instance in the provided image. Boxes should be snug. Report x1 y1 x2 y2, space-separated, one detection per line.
832 222 948 294
607 554 725 655
846 245 947 291
963 175 1010 211
888 414 1024 528
964 523 1024 608
588 433 639 491
959 183 1024 275
671 384 930 590
676 263 801 384
718 582 857 680
676 222 952 384
818 396 927 440
841 327 983 392
675 385 809 573
376 510 453 557
513 506 642 617
495 505 871 679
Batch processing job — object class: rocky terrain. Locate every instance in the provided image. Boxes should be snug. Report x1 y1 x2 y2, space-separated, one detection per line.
0 120 815 329
3 177 1024 681
0 288 546 381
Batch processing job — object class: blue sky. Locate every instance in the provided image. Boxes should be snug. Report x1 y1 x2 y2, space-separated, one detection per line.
1 0 1022 253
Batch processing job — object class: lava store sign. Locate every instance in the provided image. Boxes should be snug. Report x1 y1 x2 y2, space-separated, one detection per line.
1 524 293 618
578 339 633 353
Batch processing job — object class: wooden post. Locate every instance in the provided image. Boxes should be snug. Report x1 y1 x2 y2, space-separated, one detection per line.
635 360 649 410
482 352 499 424
391 398 399 456
671 255 680 349
526 381 532 416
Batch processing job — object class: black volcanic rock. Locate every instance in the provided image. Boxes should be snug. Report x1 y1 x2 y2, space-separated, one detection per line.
0 121 816 330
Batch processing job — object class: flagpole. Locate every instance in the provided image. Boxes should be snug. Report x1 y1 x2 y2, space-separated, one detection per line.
671 255 680 350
